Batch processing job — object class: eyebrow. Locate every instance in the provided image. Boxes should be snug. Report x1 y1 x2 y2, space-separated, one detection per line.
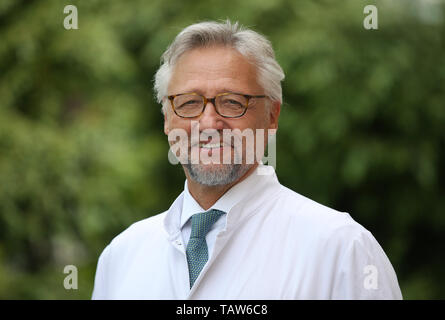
175 88 239 96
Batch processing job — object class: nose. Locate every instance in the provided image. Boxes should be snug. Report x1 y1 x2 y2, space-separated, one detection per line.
198 99 224 130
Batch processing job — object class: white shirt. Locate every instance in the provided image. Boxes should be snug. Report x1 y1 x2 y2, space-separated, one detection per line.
92 164 403 299
181 171 258 257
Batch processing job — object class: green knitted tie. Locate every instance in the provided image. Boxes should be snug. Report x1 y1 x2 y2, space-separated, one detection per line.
186 209 225 288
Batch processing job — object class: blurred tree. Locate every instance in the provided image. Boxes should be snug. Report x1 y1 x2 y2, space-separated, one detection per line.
0 0 444 299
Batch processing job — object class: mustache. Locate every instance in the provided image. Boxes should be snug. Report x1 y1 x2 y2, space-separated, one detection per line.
168 128 249 149
190 141 235 148
189 129 241 148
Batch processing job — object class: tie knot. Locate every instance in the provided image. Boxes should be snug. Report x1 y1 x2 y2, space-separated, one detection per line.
190 209 225 239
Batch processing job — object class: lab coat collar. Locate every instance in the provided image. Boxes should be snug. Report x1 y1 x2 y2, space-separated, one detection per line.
163 164 281 239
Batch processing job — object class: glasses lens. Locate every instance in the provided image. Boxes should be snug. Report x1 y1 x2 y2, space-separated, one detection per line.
217 94 248 117
173 94 204 117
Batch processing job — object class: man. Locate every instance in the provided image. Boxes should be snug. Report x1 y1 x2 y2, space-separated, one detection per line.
92 20 402 299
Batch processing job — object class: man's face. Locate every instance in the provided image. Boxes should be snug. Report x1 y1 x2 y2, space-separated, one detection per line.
164 45 280 186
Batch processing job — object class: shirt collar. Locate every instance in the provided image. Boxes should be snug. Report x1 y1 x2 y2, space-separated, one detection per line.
164 163 281 237
180 182 206 228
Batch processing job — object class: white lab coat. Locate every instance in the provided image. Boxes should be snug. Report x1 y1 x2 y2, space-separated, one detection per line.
92 165 402 299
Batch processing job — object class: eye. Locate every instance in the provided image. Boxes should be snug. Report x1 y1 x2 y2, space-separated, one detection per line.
175 98 202 109
221 98 243 107
183 100 201 105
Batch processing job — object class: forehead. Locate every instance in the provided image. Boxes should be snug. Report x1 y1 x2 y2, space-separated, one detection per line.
168 46 261 94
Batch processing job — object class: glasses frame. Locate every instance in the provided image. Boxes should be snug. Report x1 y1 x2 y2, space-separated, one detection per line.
167 92 267 118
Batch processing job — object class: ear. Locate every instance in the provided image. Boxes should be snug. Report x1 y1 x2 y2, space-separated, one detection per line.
164 110 170 136
268 101 281 131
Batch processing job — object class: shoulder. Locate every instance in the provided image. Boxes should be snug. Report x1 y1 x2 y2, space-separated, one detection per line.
273 184 372 244
274 185 399 282
92 211 169 299
104 211 168 254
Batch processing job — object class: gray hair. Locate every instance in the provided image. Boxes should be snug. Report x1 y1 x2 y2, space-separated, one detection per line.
153 20 285 114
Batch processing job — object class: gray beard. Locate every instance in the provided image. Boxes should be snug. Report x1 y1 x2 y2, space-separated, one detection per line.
183 163 252 186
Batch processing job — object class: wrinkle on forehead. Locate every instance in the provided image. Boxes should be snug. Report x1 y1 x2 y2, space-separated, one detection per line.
168 46 261 96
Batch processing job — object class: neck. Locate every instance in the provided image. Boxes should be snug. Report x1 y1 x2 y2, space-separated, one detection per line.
185 163 259 210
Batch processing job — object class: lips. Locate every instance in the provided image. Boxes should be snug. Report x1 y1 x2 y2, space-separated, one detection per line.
191 141 233 149
192 141 233 160
199 142 224 149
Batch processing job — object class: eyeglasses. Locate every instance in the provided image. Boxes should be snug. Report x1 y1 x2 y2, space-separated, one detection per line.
167 92 267 118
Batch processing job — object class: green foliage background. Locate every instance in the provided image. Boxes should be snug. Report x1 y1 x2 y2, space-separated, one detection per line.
0 0 444 299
